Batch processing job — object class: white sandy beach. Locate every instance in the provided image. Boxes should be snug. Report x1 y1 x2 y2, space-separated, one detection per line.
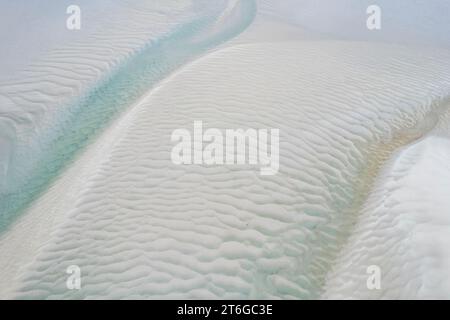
1 0 450 299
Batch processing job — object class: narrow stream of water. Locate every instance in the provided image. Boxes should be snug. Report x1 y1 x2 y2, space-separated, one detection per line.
0 0 257 232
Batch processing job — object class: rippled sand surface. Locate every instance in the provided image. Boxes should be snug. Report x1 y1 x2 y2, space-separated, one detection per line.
1 0 450 299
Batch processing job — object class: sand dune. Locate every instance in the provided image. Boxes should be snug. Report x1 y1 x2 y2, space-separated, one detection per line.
0 0 195 208
0 0 255 232
323 105 450 299
7 39 450 298
1 0 450 299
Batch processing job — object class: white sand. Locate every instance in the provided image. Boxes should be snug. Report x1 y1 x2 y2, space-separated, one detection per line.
1 0 450 299
0 0 197 193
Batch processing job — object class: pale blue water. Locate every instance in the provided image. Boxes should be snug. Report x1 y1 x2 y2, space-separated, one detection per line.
0 0 256 231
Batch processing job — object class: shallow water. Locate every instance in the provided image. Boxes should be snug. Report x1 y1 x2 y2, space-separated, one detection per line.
0 0 257 232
